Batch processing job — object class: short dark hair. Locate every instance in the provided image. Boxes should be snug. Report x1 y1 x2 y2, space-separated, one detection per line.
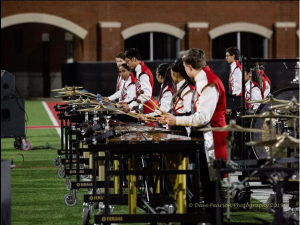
182 48 206 70
119 63 131 72
225 46 240 60
116 52 125 60
124 48 141 60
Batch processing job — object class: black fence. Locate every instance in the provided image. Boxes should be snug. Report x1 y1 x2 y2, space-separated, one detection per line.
61 60 299 108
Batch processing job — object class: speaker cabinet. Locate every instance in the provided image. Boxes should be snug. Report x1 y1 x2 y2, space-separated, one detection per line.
1 160 11 225
1 98 25 138
1 70 15 100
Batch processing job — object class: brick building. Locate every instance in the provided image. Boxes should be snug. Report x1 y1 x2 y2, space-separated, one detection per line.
1 1 299 97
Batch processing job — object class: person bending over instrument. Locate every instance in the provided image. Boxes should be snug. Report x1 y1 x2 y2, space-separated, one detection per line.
159 49 228 221
226 62 263 116
102 63 136 105
119 48 155 114
161 49 228 161
166 58 195 136
226 46 242 96
147 64 176 117
140 60 193 131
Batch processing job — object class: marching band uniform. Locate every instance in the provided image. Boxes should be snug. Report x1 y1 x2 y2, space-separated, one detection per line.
173 65 228 219
171 80 194 136
176 65 228 162
116 74 124 92
128 62 155 114
259 69 271 99
245 80 262 110
227 78 263 116
109 73 136 103
148 84 173 117
229 60 242 96
173 80 194 115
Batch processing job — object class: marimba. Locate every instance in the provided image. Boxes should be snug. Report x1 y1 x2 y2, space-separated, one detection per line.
85 128 212 224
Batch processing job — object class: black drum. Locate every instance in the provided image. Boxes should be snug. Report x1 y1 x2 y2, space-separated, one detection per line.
250 87 299 159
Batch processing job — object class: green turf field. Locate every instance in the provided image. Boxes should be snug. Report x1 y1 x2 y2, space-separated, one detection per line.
1 100 273 225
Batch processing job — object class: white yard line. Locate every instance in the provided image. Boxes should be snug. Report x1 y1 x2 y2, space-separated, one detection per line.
42 101 61 138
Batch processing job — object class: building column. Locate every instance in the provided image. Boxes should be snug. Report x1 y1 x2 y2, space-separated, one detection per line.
296 29 299 58
186 22 210 59
98 22 122 61
273 22 297 58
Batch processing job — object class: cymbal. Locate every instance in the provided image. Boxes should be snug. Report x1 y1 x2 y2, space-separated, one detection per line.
51 86 83 92
55 90 97 98
68 99 99 105
246 134 299 148
69 102 99 106
242 110 299 119
272 102 299 111
77 106 120 112
198 122 263 133
247 96 291 105
80 92 97 98
54 90 82 97
62 96 85 103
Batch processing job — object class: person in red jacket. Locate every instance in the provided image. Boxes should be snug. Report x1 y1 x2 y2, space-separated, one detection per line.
226 62 263 116
161 48 228 222
119 48 155 114
226 46 242 96
257 61 271 99
162 49 228 162
244 63 263 110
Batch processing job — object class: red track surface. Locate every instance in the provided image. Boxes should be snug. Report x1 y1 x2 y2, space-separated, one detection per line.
25 125 60 129
45 101 64 126
25 101 64 129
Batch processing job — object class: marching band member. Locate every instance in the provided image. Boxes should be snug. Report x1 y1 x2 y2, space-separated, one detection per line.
160 49 228 222
168 58 195 136
162 48 228 161
141 60 193 131
244 63 263 110
226 62 263 116
258 62 271 98
115 52 126 92
102 63 136 104
119 48 155 114
226 46 242 96
147 64 176 117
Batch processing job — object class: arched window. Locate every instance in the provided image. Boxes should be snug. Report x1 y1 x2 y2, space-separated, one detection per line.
212 32 267 59
125 32 179 61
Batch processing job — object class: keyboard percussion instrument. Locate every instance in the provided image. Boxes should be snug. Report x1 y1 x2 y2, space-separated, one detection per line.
51 85 299 225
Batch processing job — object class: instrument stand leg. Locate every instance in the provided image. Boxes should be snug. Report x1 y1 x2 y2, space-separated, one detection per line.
215 171 223 225
272 184 285 225
128 154 137 214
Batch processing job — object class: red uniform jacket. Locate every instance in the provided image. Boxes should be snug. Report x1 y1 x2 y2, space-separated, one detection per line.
136 62 155 114
194 66 228 161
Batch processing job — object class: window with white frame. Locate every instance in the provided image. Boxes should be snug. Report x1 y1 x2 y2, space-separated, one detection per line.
65 32 74 63
212 32 267 59
125 32 180 61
